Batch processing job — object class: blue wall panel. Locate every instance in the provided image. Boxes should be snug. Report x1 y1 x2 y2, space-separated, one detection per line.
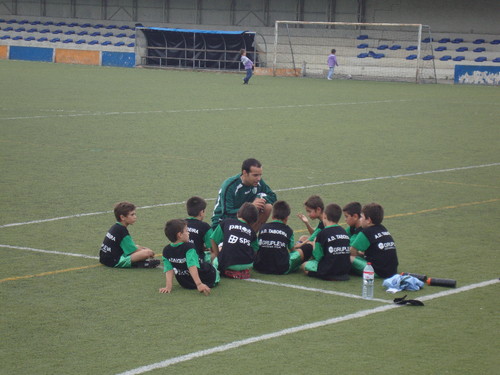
454 65 500 85
9 46 54 62
101 52 135 68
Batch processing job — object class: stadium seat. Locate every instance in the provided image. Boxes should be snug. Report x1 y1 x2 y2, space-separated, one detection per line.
475 57 487 62
90 31 101 36
93 24 104 28
68 22 79 27
63 38 73 43
119 25 131 30
492 57 500 63
103 32 114 37
14 27 25 32
18 20 29 24
81 23 92 28
78 31 88 36
389 45 401 50
76 39 86 44
406 54 417 60
7 19 17 24
55 22 66 26
422 55 434 60
473 47 486 52
106 25 117 29
40 29 50 33
49 38 60 43
491 40 500 45
357 35 369 40
439 55 452 61
456 47 468 52
422 37 433 43
27 28 38 32
406 45 417 51
451 38 464 43
377 45 389 50
43 21 54 26
101 40 111 45
30 21 41 25
114 41 125 46
357 43 368 48
473 39 485 44
453 56 465 61
64 30 75 35
12 36 23 40
435 46 447 51
129 34 135 38
0 35 11 40
37 37 48 42
357 53 369 58
25 36 35 41
4 26 14 31
52 29 63 34
116 33 126 38
88 40 99 45
438 38 450 43
127 42 135 47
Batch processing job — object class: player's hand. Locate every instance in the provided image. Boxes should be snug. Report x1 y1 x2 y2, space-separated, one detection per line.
252 198 266 210
197 283 211 296
159 287 171 294
297 213 309 224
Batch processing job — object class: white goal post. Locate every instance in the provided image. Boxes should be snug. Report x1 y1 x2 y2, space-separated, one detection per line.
272 21 437 83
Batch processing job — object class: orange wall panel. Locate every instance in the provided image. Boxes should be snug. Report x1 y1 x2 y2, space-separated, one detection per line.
55 49 100 65
0 45 8 59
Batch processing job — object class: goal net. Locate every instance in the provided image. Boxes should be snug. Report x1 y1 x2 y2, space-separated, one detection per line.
273 21 437 83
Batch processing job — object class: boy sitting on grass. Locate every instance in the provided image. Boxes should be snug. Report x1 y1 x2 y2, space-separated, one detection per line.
302 203 351 281
254 200 309 274
160 219 219 295
350 202 399 278
343 201 363 243
210 202 259 279
185 196 213 263
294 195 325 260
99 201 159 269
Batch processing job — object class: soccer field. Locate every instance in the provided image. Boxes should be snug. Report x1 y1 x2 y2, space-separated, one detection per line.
1 60 499 375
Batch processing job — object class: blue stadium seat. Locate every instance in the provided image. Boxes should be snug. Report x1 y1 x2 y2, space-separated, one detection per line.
422 55 434 60
12 36 23 40
88 40 99 45
78 31 88 36
473 47 486 52
93 24 104 28
491 40 500 45
63 38 73 43
49 38 60 43
114 41 125 46
439 55 452 61
52 29 63 34
37 37 48 42
435 46 447 51
90 31 101 36
68 23 79 27
18 20 29 24
406 54 417 60
357 43 368 48
116 33 126 38
0 35 11 40
377 45 389 50
81 23 92 28
27 28 38 32
127 42 135 47
106 25 117 29
103 32 114 37
475 57 487 62
43 21 54 26
101 41 111 45
14 27 25 32
453 56 465 61
64 30 75 35
456 47 468 52
3 26 13 31
30 21 41 25
473 39 485 44
25 36 35 41
438 38 450 43
422 37 433 43
40 29 50 33
55 22 66 27
119 25 131 30
7 19 17 24
357 35 369 40
389 45 401 50
357 53 368 58
76 39 86 44
492 57 500 63
406 45 417 51
451 38 464 43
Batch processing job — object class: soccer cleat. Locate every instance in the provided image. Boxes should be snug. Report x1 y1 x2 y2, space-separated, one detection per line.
223 269 250 279
133 259 161 268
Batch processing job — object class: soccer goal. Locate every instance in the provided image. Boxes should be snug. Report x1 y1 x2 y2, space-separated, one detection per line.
272 21 437 83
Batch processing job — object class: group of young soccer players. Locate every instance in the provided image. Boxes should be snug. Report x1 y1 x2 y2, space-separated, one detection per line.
99 194 399 297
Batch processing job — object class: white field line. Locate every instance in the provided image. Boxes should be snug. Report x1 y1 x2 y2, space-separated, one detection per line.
115 278 499 375
0 99 408 121
245 278 390 303
0 244 99 259
1 162 498 229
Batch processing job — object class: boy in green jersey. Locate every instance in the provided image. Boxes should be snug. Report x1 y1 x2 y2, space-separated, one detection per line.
160 219 218 295
294 195 325 259
99 201 159 268
185 196 213 263
211 158 276 232
342 201 362 244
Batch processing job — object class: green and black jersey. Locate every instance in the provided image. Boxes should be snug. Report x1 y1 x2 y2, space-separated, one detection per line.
99 222 137 267
211 173 277 228
311 224 351 280
254 220 295 274
186 217 212 260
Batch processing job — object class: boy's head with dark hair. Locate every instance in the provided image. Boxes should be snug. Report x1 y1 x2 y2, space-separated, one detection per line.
237 202 259 225
323 203 342 223
241 158 262 173
272 200 291 221
240 48 246 55
331 48 336 54
164 219 187 242
362 203 384 226
343 201 361 216
186 196 207 217
114 201 136 221
304 195 324 211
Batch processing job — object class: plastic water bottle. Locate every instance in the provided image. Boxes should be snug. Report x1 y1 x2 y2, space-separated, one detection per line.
362 262 375 299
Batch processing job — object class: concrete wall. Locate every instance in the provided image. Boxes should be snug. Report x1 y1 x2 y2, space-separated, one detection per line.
1 0 498 34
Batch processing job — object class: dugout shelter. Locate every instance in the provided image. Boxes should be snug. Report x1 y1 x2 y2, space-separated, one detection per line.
135 27 257 70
